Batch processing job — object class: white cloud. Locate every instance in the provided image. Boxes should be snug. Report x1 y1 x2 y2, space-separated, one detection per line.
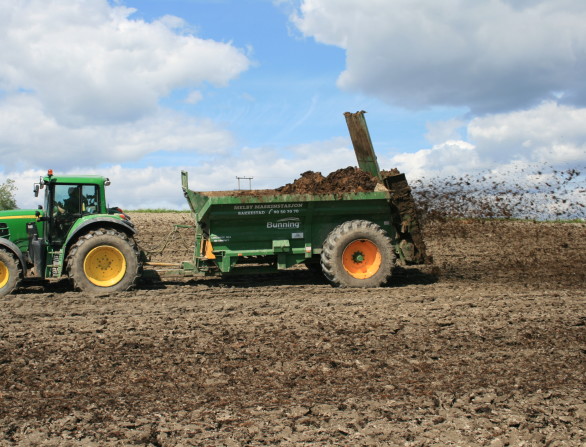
0 0 252 175
390 102 586 177
3 0 584 215
0 94 235 171
292 0 586 114
6 104 584 211
185 90 204 105
425 118 466 145
0 0 250 126
469 101 586 164
291 0 586 191
6 137 356 210
389 140 479 179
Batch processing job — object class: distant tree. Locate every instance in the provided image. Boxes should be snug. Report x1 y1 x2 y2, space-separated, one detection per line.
0 179 18 210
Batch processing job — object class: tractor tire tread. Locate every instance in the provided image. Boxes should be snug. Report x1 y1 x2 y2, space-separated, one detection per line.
66 228 141 293
0 248 23 297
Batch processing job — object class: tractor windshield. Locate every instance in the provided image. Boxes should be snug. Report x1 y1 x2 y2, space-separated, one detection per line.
52 184 100 216
47 184 101 244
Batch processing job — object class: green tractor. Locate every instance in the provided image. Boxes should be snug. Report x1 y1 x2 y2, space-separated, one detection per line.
0 170 141 296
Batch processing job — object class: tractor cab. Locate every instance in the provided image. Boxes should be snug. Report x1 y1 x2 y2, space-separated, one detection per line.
36 171 110 246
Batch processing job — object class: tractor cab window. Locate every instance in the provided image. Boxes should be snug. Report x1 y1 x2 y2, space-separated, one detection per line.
52 185 99 216
49 184 100 244
54 185 81 215
81 185 99 215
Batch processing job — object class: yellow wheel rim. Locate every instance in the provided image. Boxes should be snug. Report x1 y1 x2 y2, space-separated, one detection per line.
342 239 382 279
83 246 126 287
0 260 9 289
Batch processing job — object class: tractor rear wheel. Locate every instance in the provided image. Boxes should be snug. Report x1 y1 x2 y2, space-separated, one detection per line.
321 220 395 288
67 228 140 293
0 249 21 297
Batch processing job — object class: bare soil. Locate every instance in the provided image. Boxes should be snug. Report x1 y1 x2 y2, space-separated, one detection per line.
1 214 585 446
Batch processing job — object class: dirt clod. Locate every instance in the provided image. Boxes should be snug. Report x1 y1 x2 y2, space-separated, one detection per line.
277 167 379 194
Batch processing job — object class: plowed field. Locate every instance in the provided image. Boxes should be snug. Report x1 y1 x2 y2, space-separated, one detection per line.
1 214 585 446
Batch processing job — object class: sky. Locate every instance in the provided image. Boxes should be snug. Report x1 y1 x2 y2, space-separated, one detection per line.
1 0 585 210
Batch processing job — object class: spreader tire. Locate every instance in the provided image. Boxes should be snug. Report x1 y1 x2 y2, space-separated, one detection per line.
67 228 140 293
0 249 21 297
321 220 395 288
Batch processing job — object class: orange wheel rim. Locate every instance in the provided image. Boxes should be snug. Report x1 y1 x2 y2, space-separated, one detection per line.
342 239 381 279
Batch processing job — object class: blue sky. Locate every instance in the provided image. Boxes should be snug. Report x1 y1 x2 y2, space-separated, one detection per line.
122 0 441 155
1 0 585 209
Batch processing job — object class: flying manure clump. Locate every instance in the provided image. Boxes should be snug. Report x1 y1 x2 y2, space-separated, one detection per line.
410 165 585 222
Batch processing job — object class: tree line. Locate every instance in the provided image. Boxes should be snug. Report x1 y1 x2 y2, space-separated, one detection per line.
0 179 17 210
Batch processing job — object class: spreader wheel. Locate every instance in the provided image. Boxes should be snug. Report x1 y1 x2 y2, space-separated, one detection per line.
0 249 21 297
67 228 140 293
321 220 395 288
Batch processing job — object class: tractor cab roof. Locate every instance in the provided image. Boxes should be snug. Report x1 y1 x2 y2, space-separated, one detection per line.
42 172 110 186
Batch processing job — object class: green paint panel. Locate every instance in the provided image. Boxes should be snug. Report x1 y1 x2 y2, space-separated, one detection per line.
0 210 43 253
181 171 401 275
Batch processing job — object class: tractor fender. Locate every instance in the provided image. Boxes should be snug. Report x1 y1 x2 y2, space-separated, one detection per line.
64 217 136 254
0 238 27 274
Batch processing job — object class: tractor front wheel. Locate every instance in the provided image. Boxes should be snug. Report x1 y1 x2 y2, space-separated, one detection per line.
67 228 140 293
321 220 395 288
0 249 22 297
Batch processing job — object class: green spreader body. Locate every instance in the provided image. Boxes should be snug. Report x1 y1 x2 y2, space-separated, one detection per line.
174 171 427 278
167 111 428 281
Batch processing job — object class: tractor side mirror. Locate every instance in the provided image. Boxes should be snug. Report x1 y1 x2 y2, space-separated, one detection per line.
33 183 40 197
